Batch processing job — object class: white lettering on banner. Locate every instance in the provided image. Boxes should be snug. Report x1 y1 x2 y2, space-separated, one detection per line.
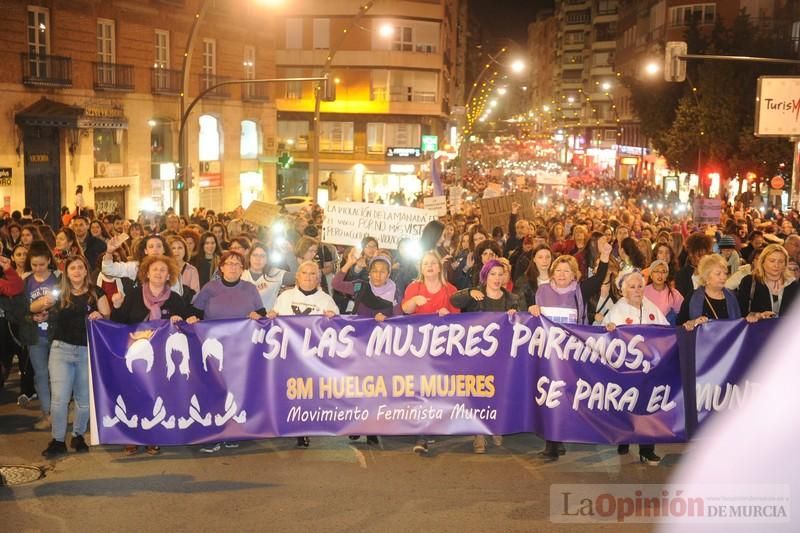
322 201 436 249
102 392 246 430
695 380 761 411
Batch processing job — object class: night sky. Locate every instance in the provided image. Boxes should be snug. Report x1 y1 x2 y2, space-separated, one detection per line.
470 0 554 42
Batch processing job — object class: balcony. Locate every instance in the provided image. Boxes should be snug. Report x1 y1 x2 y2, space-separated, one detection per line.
199 74 231 98
93 62 135 91
242 83 270 103
151 68 182 95
20 53 72 87
276 49 443 71
372 87 437 104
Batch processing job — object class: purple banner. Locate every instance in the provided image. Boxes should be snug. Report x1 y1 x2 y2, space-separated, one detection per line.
88 313 688 446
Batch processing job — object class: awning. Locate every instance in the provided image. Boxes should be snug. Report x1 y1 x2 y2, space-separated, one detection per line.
15 97 84 128
15 97 128 129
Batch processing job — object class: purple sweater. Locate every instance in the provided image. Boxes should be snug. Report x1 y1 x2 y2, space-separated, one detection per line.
192 279 264 320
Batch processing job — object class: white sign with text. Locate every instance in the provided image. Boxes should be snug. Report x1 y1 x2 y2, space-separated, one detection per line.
322 202 436 250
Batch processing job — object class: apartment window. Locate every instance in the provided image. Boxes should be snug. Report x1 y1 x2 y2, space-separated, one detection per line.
565 31 585 44
243 45 255 79
286 18 302 49
319 122 354 152
277 120 310 149
94 129 121 164
202 38 216 77
371 70 437 103
27 6 50 78
199 114 221 161
669 4 715 27
593 51 612 67
240 120 259 159
367 123 421 153
154 30 169 69
596 0 617 15
566 10 590 25
562 69 583 81
595 22 617 41
564 52 583 65
392 26 413 51
313 18 330 49
284 68 303 99
96 18 115 85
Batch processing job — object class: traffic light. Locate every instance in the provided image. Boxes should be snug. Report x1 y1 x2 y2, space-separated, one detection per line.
278 152 294 169
664 41 687 82
176 166 186 190
321 75 337 102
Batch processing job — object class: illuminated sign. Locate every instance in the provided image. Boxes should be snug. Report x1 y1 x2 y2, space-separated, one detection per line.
389 164 416 174
386 147 421 158
620 157 639 165
421 135 438 152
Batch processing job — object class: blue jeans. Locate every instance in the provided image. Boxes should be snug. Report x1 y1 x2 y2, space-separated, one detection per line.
48 340 90 441
28 336 51 415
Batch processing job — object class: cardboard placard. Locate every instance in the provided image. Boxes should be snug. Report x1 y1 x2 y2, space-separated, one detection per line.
322 201 436 250
693 198 722 225
243 200 281 227
479 192 535 234
423 196 447 217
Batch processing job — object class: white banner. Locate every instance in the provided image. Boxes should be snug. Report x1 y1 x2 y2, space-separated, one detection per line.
322 201 436 249
423 196 447 217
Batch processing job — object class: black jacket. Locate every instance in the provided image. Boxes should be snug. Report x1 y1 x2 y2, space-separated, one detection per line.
79 235 108 270
110 285 192 324
737 275 798 316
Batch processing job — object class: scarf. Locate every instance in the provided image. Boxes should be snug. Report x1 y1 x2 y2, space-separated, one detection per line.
370 278 397 304
142 283 171 321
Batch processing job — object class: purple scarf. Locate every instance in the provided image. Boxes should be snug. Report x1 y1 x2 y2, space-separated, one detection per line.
142 284 170 321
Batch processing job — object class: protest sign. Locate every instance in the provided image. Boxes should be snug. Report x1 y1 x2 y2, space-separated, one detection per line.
423 196 447 217
535 171 568 186
243 200 281 227
87 313 787 446
449 185 463 215
321 201 436 249
693 198 722 225
479 192 535 234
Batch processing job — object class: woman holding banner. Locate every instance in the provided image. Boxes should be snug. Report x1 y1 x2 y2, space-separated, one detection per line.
679 254 751 330
529 237 612 460
402 250 460 454
241 242 297 312
736 243 797 318
450 259 519 454
513 244 553 315
42 255 110 458
603 269 668 465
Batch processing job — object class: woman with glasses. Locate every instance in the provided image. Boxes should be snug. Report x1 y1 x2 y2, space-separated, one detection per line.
241 242 297 312
41 255 110 458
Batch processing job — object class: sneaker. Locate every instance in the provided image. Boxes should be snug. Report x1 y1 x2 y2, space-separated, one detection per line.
200 442 222 454
145 446 161 456
223 441 239 449
618 444 630 455
413 440 429 454
70 434 89 453
17 393 37 407
639 450 661 465
33 415 51 431
42 439 67 458
492 435 503 446
473 435 486 454
296 437 310 448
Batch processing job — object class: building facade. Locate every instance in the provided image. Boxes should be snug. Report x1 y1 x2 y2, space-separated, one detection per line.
272 0 463 205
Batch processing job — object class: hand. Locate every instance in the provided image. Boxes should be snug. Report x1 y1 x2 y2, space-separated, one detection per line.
375 312 386 322
267 310 278 320
507 309 517 317
511 202 521 215
35 294 55 309
605 323 617 332
465 254 475 270
111 292 124 309
745 312 761 323
248 311 262 320
528 304 541 317
594 312 605 323
597 237 612 259
413 295 429 307
347 247 359 266
88 311 104 321
323 310 336 319
441 254 452 264
0 256 10 270
469 289 485 301
437 308 450 317
760 311 777 319
185 316 199 324
169 315 183 323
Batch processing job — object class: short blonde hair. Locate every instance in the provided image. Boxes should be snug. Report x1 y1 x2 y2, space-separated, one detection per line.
696 254 728 286
549 255 580 281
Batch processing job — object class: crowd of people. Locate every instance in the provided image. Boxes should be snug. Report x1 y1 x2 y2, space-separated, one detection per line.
0 182 798 462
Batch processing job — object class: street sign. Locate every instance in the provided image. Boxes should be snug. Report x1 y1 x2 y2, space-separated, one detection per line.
421 135 438 153
755 77 800 136
665 41 687 82
386 147 421 158
0 167 11 186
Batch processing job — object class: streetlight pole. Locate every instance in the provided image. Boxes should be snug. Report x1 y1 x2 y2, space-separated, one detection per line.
309 0 378 204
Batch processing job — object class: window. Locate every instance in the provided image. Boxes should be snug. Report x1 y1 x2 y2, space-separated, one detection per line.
96 18 115 85
278 120 310 149
564 52 583 65
27 6 50 78
566 10 590 24
154 30 169 69
240 120 259 159
371 70 438 103
286 18 302 49
243 45 255 79
313 18 329 49
199 114 221 161
367 123 421 153
392 26 413 51
565 31 585 44
94 129 121 164
597 0 617 15
319 122 354 152
669 4 715 27
793 21 800 53
284 68 303 99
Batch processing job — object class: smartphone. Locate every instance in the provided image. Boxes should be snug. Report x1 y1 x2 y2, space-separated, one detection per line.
50 289 60 299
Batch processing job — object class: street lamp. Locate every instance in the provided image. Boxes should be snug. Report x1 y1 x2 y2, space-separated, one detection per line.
510 59 526 74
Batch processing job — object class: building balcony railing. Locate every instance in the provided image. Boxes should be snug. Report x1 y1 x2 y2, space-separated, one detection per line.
199 73 231 98
152 68 182 95
242 83 270 102
93 62 135 91
20 53 72 87
372 87 437 103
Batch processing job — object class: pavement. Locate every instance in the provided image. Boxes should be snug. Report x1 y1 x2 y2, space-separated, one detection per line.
0 370 685 533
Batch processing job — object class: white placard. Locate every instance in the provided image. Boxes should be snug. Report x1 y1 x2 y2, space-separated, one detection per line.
449 185 463 214
423 196 447 217
535 172 568 186
755 77 800 136
322 201 436 250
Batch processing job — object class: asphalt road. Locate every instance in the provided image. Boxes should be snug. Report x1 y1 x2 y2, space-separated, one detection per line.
0 374 683 533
